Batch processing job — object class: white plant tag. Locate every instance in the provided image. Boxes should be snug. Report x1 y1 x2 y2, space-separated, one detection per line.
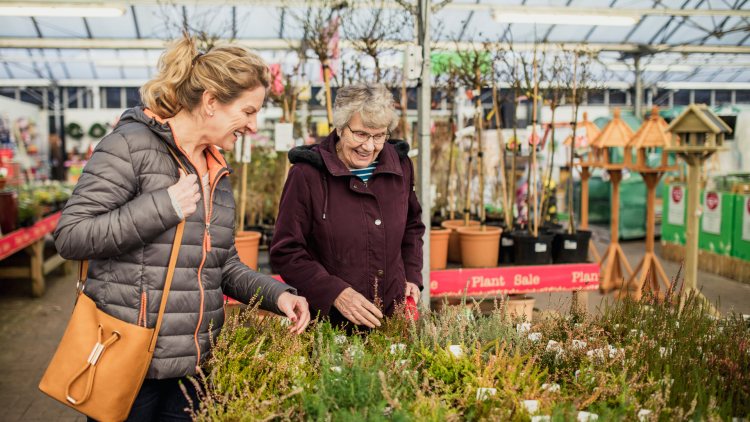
564 240 577 250
502 237 514 247
535 243 547 252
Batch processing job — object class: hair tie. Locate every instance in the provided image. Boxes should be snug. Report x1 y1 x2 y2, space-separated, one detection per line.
191 53 204 68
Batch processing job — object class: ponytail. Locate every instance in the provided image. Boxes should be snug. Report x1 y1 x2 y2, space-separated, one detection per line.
140 33 270 118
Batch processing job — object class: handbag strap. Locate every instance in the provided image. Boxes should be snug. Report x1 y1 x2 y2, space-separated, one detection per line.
76 144 189 352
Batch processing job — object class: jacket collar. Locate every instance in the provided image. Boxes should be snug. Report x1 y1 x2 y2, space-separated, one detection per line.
290 129 408 178
119 107 232 178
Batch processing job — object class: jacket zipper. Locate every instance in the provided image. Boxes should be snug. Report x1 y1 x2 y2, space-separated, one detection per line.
192 167 228 369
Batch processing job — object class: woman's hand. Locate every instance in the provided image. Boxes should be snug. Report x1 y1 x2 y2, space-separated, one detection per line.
167 169 201 218
405 282 420 303
333 287 383 328
277 292 311 334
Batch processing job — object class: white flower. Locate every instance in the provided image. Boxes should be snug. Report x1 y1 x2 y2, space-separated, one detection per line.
517 323 531 333
330 366 342 373
577 411 599 421
390 343 406 355
532 417 551 422
520 400 539 414
637 409 652 421
572 340 587 350
528 332 542 342
542 383 560 392
476 387 496 401
448 345 464 358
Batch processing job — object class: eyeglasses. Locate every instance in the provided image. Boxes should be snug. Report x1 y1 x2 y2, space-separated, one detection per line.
346 124 390 145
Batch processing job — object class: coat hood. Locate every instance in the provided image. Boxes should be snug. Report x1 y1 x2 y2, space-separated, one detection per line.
288 129 410 174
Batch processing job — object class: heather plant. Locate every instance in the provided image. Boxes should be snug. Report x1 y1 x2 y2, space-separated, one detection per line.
191 268 749 421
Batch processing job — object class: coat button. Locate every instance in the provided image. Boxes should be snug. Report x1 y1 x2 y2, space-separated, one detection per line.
377 270 384 277
353 184 357 188
375 219 381 226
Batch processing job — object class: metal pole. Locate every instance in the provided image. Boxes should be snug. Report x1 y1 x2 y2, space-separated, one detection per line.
417 0 432 307
634 54 643 120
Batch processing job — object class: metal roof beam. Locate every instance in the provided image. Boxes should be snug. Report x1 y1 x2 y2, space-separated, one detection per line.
11 1 750 16
6 38 750 54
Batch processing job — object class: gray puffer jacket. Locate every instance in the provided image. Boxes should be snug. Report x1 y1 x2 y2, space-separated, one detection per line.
54 106 295 379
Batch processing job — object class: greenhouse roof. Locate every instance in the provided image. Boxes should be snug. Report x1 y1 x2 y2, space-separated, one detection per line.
2 0 750 85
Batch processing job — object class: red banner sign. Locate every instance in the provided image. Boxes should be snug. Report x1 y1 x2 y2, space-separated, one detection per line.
225 263 600 306
0 212 61 261
428 263 600 297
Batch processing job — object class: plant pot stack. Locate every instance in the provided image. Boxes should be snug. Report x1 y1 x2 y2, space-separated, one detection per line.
429 228 451 270
235 231 262 271
441 219 479 264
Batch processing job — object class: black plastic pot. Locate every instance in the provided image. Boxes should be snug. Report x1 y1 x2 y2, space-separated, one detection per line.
499 230 515 264
511 231 554 265
552 230 592 264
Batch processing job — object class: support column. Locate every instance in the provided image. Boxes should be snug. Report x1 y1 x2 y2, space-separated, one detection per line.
684 155 700 291
417 0 432 307
634 55 643 121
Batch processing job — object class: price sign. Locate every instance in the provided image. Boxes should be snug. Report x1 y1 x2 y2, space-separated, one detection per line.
668 186 685 226
274 123 295 152
701 191 722 234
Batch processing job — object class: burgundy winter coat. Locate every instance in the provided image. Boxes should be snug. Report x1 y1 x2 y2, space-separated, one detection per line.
270 130 425 329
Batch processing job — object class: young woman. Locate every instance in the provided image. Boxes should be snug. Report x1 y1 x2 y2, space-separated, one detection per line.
54 34 310 420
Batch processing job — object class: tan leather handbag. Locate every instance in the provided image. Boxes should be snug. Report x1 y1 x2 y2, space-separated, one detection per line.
40 147 187 422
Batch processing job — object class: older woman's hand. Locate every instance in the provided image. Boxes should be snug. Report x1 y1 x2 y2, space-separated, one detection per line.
405 282 420 303
277 292 311 334
333 287 383 328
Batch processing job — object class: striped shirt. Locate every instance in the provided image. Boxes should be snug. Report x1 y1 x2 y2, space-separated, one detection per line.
350 160 378 183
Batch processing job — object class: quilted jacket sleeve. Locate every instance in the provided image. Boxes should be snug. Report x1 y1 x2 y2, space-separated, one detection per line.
401 158 425 289
54 132 183 261
221 246 297 315
270 165 352 317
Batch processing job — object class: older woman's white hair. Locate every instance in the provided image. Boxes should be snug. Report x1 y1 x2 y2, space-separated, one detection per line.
332 83 399 134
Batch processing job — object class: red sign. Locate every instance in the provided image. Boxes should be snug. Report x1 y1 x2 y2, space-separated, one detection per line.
428 263 600 297
0 212 61 261
672 186 683 203
224 263 600 306
706 192 719 210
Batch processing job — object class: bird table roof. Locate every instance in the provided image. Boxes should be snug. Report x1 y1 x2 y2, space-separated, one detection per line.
627 105 673 149
663 103 733 135
564 112 600 147
592 108 635 148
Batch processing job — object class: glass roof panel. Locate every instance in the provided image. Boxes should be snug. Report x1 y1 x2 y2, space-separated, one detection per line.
64 62 95 80
235 6 284 39
33 16 88 38
0 17 39 37
86 7 138 39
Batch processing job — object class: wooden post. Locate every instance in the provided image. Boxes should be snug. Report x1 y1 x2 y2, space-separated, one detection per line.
492 83 512 226
599 169 634 293
322 58 334 128
26 239 44 297
239 161 248 232
684 154 700 291
475 92 485 228
464 132 476 226
579 166 600 262
531 57 539 236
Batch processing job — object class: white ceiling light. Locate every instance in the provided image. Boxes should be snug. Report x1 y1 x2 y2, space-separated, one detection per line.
0 6 125 17
492 9 640 26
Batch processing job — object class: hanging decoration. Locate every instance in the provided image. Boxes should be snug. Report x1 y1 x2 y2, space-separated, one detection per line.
65 122 85 140
88 123 107 139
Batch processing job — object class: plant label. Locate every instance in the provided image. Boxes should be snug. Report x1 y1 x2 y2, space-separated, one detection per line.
564 240 577 250
702 191 722 234
743 197 750 241
502 237 514 247
535 243 547 252
476 388 496 401
668 186 685 226
521 400 539 414
274 122 295 152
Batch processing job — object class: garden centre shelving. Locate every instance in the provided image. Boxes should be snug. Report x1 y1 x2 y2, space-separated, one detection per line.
0 211 69 297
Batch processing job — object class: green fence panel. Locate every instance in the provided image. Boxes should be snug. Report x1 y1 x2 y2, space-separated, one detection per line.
698 191 735 256
662 183 687 245
733 194 750 262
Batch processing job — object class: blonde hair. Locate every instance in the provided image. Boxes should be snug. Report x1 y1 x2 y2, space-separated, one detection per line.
332 83 399 133
140 34 270 118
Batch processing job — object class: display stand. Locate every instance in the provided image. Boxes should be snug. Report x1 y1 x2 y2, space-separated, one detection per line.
664 104 731 310
619 106 678 300
0 212 68 297
565 112 601 262
591 109 635 293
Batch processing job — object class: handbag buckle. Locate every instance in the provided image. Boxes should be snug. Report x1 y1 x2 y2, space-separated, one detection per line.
76 279 84 294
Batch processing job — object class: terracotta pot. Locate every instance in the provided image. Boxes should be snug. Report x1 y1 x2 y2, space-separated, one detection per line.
507 295 536 322
429 229 451 270
441 219 480 263
456 226 502 268
235 231 262 270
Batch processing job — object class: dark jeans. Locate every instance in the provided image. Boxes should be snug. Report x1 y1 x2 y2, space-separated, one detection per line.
86 377 201 422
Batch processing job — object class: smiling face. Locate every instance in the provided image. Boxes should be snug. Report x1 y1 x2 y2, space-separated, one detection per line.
336 112 387 170
204 85 266 151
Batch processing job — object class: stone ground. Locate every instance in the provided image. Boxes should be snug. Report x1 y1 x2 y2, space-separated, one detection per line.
1 236 748 421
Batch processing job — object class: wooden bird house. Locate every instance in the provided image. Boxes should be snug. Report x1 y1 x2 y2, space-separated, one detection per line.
627 105 677 172
565 112 600 167
663 103 731 152
591 108 635 170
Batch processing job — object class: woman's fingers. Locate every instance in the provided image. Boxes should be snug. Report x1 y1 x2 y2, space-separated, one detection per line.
361 299 384 320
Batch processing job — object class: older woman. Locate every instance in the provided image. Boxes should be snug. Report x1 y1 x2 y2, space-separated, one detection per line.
271 83 425 331
54 34 310 420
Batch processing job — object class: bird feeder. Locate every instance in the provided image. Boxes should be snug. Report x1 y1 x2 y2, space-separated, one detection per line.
591 108 636 294
565 112 601 261
664 103 731 298
619 105 678 301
